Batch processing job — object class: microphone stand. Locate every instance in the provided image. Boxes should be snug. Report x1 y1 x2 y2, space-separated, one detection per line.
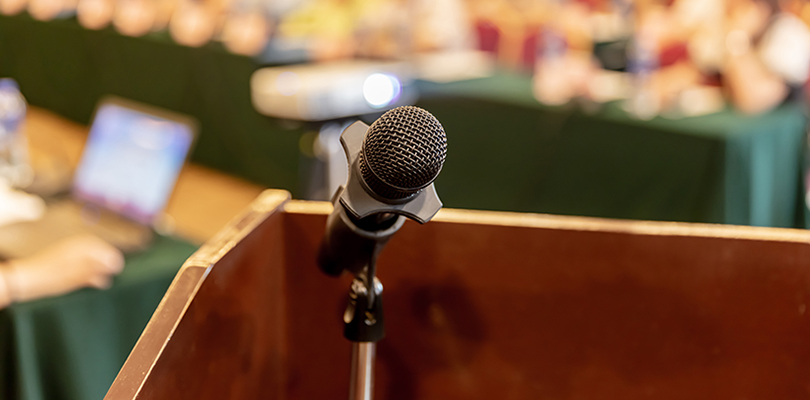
318 201 397 400
319 119 444 400
344 247 384 400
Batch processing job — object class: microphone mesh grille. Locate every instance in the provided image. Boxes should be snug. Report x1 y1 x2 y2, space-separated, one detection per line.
361 106 447 199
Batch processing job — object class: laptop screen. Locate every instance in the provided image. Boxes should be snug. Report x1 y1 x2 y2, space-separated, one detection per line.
72 102 194 225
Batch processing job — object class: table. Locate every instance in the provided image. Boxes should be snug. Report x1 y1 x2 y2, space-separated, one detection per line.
0 107 265 400
0 235 196 400
0 13 303 196
417 74 808 227
2 13 807 228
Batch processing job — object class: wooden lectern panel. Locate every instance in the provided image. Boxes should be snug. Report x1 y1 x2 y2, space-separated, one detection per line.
107 189 810 400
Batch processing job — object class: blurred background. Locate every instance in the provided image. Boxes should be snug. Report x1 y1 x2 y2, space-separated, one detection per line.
1 0 810 398
3 0 810 227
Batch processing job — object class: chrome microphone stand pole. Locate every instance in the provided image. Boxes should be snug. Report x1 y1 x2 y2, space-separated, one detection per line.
344 254 384 400
349 341 375 400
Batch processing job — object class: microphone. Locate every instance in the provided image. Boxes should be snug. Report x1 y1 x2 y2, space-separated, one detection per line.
358 106 447 201
317 106 447 279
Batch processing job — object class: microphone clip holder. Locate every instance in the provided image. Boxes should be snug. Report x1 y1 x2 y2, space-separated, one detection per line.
344 275 385 343
338 121 442 224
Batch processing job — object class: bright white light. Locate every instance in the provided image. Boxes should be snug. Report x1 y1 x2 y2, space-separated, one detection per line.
363 73 401 108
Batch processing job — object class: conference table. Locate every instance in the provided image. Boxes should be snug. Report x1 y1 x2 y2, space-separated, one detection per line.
1 13 808 228
418 75 809 228
0 13 303 195
0 107 264 400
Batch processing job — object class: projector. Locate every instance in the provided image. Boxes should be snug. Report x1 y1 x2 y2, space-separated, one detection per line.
250 61 417 121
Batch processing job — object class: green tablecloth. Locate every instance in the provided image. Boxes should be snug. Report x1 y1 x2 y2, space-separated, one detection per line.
417 75 808 227
0 13 806 227
0 235 197 400
0 13 304 196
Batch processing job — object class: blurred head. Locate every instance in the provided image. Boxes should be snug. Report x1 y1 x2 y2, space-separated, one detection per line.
222 12 272 56
77 0 115 29
0 0 27 15
27 0 64 20
169 1 216 47
113 0 157 37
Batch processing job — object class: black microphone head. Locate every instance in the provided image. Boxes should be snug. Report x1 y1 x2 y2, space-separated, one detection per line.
359 106 447 201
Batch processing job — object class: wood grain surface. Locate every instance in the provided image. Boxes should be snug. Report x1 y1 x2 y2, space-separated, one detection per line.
108 194 810 400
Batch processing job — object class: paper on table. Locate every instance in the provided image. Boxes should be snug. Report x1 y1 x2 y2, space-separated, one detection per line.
0 179 45 227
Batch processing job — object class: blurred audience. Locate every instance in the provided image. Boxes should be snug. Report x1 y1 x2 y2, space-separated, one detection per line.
528 0 810 117
1 0 810 116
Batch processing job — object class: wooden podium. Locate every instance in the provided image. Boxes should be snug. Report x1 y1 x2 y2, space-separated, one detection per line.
105 189 810 400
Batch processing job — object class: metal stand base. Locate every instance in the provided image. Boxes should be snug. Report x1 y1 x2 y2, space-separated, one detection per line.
349 342 376 400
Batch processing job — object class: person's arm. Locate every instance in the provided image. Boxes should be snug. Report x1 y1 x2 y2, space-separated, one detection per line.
0 235 124 309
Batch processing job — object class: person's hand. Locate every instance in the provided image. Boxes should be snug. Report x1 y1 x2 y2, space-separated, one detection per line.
724 52 788 114
0 234 124 304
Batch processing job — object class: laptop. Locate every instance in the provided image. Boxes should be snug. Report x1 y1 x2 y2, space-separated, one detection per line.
0 97 197 259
